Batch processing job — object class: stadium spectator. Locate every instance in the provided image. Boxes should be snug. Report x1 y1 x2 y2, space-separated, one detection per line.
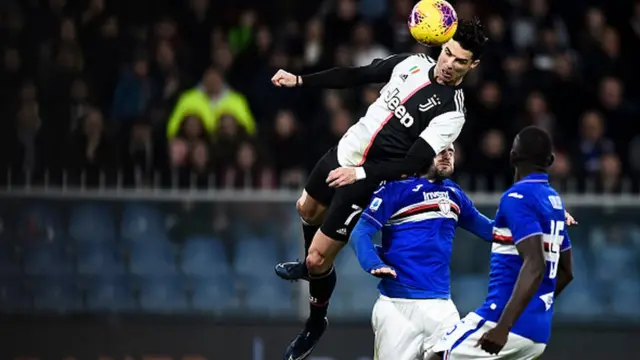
167 67 255 140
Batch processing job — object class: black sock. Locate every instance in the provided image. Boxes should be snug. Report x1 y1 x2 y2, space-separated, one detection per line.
301 219 320 256
308 266 337 323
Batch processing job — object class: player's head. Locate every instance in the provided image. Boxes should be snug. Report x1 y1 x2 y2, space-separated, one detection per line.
424 143 455 181
436 17 487 85
510 126 554 174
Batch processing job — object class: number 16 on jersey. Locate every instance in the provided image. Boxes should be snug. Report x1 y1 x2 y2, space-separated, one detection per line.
547 220 564 279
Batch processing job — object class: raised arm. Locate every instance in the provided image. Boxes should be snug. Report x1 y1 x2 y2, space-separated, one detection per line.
271 54 412 89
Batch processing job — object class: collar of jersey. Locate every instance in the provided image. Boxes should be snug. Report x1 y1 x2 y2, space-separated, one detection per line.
516 173 549 184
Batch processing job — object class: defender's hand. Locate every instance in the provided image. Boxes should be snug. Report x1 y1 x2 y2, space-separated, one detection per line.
327 167 357 188
475 325 509 355
370 266 397 279
271 69 299 87
565 211 578 226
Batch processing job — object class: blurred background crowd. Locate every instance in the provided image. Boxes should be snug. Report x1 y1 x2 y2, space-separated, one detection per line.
0 0 639 324
1 0 639 191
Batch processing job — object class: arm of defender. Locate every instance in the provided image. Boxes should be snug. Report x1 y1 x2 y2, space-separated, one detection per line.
495 195 546 330
350 184 398 274
350 217 387 273
457 190 495 241
300 54 412 89
554 227 574 298
356 111 466 183
554 248 573 298
497 234 546 330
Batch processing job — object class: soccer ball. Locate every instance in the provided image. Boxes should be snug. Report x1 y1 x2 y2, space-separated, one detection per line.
408 0 458 46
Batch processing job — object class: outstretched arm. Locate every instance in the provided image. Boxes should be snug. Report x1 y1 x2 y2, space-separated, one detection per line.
271 54 412 89
457 193 495 241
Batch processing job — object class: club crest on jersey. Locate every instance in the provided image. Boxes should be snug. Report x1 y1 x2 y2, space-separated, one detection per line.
419 94 441 112
437 198 451 214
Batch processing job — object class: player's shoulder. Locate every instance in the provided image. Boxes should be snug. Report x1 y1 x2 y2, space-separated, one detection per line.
500 180 556 208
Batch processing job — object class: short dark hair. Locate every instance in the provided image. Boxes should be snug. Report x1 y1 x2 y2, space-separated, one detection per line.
512 126 554 169
453 17 488 60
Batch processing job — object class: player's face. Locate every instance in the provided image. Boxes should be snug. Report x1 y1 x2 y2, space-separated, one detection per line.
433 147 455 178
436 39 480 85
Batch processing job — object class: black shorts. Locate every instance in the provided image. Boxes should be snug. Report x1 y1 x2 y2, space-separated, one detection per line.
305 147 381 242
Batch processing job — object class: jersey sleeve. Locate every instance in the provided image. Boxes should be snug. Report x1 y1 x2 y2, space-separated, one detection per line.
500 193 543 244
456 190 494 241
360 182 402 230
418 89 466 153
301 54 412 89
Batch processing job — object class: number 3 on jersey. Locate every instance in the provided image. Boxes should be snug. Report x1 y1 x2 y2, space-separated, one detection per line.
548 220 564 279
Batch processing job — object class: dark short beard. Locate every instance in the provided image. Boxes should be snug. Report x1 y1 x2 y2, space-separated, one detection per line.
425 166 452 182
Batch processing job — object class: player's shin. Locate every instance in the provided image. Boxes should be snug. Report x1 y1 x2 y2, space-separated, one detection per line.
302 219 320 256
308 266 337 323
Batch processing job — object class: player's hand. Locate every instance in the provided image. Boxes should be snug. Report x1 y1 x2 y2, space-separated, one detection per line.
271 69 299 87
327 167 357 188
370 266 397 279
475 325 509 355
565 210 578 226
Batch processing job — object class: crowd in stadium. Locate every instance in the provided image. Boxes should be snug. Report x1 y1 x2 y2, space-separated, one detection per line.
1 0 638 191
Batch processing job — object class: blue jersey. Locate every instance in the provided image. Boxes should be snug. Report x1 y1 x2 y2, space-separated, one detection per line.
474 173 572 344
351 177 494 300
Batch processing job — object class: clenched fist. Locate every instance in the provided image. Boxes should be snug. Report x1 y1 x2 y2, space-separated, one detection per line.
271 69 301 87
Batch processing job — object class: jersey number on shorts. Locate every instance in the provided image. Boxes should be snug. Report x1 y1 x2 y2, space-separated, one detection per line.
345 205 364 226
548 220 564 279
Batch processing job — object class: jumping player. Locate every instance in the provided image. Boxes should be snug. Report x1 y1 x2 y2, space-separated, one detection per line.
271 19 488 360
350 144 496 360
428 126 575 360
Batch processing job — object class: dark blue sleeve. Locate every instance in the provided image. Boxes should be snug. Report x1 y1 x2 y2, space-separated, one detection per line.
350 183 401 273
501 193 543 244
457 191 494 241
360 182 399 230
350 216 387 272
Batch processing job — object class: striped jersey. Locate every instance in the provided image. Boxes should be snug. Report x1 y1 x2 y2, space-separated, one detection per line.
360 177 492 299
475 173 572 344
336 53 466 167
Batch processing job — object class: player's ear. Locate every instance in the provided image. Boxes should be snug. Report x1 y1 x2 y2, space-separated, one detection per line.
470 59 480 69
547 153 555 167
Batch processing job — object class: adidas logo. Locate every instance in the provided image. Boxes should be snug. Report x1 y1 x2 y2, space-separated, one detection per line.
336 228 347 236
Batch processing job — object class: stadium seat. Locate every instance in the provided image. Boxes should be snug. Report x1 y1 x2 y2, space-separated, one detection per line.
24 242 74 276
86 276 137 312
593 244 637 282
190 275 237 312
32 277 83 313
334 248 365 280
18 204 64 242
76 242 126 276
233 237 278 278
0 278 31 313
611 280 640 317
451 275 488 314
0 244 21 276
244 278 293 315
181 236 230 276
555 277 604 317
332 274 379 317
129 240 177 276
138 275 189 312
121 203 166 240
69 204 115 242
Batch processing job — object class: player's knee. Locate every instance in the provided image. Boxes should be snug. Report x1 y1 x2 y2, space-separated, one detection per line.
296 196 324 224
306 249 328 273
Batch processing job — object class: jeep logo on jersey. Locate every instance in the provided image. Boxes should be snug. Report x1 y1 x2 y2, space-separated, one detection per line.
384 88 414 127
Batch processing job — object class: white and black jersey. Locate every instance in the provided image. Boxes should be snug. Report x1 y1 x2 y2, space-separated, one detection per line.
302 53 466 181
